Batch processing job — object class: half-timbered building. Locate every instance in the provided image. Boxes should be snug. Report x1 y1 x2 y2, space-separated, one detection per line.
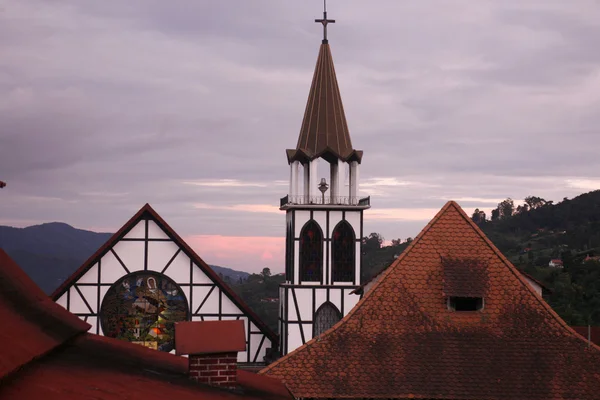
277 8 370 356
51 204 277 365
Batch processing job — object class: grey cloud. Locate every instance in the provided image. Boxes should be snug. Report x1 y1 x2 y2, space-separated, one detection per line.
1 0 600 253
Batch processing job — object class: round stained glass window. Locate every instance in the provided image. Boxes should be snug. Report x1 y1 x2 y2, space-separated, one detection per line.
99 272 189 352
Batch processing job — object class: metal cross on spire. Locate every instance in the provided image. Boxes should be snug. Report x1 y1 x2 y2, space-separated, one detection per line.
315 0 335 44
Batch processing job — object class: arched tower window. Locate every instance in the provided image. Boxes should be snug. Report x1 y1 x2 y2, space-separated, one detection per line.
313 302 341 337
299 220 323 282
332 220 356 282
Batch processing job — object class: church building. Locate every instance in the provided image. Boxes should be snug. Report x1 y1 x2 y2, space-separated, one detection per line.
52 203 277 365
277 6 370 356
263 201 600 399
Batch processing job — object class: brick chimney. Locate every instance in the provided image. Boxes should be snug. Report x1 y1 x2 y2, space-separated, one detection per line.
175 320 246 389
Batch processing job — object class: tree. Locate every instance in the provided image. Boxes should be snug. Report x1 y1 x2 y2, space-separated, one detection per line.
471 209 486 224
527 250 534 265
261 267 272 279
391 238 403 246
497 198 515 219
491 208 500 221
362 233 384 253
524 196 547 210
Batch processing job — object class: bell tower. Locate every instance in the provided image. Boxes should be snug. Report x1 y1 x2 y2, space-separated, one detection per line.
278 3 370 356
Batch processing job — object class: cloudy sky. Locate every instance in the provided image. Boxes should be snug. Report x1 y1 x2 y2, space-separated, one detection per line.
2 1 600 273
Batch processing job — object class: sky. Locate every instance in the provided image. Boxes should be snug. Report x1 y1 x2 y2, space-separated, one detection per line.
2 1 600 274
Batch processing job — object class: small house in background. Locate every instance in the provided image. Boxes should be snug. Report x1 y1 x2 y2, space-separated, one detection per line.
520 271 552 297
584 255 600 263
549 259 564 268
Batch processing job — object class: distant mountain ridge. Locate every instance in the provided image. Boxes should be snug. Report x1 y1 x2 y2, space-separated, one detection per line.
0 222 249 294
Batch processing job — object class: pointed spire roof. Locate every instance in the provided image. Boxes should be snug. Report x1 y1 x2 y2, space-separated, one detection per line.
286 37 362 164
261 201 600 399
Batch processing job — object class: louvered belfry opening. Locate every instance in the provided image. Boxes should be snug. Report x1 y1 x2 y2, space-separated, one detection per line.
313 302 341 337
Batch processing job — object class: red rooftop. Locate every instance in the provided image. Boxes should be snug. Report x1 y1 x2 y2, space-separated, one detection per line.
0 249 292 400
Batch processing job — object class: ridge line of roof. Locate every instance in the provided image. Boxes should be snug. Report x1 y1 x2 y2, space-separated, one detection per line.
50 203 151 299
0 328 87 383
313 43 326 151
300 43 323 151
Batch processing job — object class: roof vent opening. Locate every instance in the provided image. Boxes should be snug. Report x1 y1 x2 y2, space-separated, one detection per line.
448 296 484 312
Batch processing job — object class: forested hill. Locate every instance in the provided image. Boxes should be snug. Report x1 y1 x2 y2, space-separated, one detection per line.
473 190 600 326
477 190 600 260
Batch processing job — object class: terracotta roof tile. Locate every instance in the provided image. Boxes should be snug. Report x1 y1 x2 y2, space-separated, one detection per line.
261 201 600 399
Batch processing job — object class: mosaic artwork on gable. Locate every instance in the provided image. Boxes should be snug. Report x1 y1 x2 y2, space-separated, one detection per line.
100 272 189 352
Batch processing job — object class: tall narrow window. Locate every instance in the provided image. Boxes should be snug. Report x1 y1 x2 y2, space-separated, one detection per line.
332 221 356 282
313 302 341 337
299 220 323 282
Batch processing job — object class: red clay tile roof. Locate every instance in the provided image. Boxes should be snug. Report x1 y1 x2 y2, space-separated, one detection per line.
261 201 600 399
0 249 291 400
0 249 89 379
286 43 362 164
51 203 278 348
442 256 488 298
238 369 295 399
176 321 246 355
1 334 291 400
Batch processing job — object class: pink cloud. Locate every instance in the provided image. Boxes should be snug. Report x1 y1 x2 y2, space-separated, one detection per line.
185 235 285 274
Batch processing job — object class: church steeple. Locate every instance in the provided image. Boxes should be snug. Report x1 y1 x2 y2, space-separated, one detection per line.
286 4 362 166
278 5 370 356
